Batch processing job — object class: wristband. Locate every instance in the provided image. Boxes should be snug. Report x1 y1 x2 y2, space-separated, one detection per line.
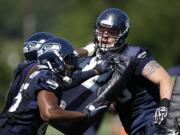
159 98 170 108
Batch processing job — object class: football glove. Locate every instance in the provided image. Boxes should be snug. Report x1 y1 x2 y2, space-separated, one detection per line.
153 98 170 127
94 52 114 74
83 98 110 119
94 60 112 74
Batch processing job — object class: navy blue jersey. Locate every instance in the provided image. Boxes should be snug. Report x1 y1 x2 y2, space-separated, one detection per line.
1 61 37 113
0 70 62 135
113 44 160 134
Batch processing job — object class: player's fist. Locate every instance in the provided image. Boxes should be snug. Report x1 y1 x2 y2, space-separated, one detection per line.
94 52 114 74
153 106 168 125
83 98 110 118
153 98 170 127
94 60 112 74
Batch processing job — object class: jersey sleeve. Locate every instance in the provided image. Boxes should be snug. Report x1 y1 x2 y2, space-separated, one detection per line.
134 47 155 76
35 71 62 97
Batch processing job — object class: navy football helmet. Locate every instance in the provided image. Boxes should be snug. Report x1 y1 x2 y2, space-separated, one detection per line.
94 8 130 52
37 37 78 78
23 32 56 62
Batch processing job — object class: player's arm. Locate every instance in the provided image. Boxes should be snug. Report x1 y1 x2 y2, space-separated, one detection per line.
37 90 87 123
67 54 112 88
142 60 174 126
75 42 97 57
142 60 174 100
83 54 131 118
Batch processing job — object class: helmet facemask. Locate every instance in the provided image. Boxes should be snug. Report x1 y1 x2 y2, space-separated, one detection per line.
95 25 121 52
63 54 79 77
94 8 130 52
95 22 129 52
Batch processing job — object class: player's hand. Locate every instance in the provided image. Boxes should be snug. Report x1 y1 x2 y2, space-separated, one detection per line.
94 53 113 74
153 98 170 127
83 98 110 118
153 106 168 126
94 60 112 74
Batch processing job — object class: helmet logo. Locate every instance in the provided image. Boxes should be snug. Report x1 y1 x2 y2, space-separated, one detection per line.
39 39 46 44
38 42 61 57
23 41 41 53
137 51 147 59
35 39 46 49
100 19 113 28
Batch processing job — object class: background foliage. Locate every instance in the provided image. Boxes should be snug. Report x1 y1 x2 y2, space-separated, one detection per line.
0 0 179 131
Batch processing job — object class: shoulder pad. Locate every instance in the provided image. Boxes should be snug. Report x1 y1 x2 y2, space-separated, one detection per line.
122 45 142 57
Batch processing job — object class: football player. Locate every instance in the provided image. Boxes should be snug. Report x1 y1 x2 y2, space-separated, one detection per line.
1 32 56 114
1 31 107 114
0 37 109 135
83 8 174 135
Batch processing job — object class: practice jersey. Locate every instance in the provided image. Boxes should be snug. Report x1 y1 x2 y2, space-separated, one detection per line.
0 69 62 135
1 61 37 113
112 44 160 134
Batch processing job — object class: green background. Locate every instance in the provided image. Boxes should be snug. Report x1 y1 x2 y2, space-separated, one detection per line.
0 0 179 134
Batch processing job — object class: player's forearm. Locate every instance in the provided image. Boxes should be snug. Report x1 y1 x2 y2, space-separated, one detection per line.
97 55 131 101
40 105 86 123
75 43 96 57
83 65 130 119
159 75 174 100
38 90 87 123
75 48 89 57
97 70 126 101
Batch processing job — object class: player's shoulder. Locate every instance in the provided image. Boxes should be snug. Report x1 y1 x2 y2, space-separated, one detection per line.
125 44 148 52
29 69 61 91
13 60 37 76
15 60 37 71
36 69 57 79
122 44 150 58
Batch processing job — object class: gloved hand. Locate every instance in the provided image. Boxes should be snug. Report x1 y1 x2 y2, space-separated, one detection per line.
153 98 170 127
94 60 112 74
83 98 111 119
94 53 113 74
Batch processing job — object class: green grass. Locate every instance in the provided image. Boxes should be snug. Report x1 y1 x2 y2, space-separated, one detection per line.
46 126 64 135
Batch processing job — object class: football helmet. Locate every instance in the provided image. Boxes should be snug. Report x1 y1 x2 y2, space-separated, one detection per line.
94 8 130 52
37 37 78 78
23 32 56 61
